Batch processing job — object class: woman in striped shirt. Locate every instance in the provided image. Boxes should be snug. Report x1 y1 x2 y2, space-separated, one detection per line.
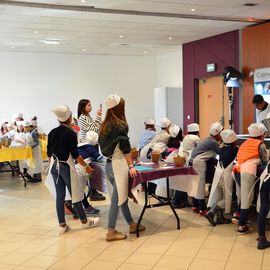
77 99 105 201
77 99 102 143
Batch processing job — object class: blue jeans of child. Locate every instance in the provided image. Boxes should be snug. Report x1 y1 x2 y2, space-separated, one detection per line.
51 162 86 225
105 161 133 229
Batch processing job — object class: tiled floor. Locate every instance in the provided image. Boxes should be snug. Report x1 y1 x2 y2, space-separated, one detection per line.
0 172 268 270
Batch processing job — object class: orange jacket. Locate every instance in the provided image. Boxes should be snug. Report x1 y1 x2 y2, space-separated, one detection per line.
237 138 262 164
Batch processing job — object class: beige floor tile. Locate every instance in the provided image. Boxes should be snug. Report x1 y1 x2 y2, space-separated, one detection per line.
0 253 34 265
155 255 193 269
82 260 121 270
136 243 169 254
263 253 270 266
196 248 231 261
22 254 62 268
0 253 7 259
49 256 92 270
15 243 51 254
125 252 162 266
228 251 263 264
189 258 226 270
14 266 46 270
166 245 199 257
8 234 39 243
202 239 234 250
224 261 261 270
40 243 75 257
0 264 15 270
0 242 24 252
67 247 104 259
95 249 133 263
117 263 152 270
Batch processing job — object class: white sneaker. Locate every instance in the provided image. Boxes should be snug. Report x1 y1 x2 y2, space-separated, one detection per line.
59 225 70 234
81 217 100 229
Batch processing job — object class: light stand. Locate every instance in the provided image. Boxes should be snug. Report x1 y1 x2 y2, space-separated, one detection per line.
226 79 240 130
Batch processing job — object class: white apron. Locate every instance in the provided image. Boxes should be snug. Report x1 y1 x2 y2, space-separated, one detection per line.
193 151 215 200
207 161 234 213
111 145 129 206
29 145 43 174
44 154 85 203
239 159 259 209
256 166 270 218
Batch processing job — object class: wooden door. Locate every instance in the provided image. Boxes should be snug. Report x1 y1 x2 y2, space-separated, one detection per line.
198 76 229 139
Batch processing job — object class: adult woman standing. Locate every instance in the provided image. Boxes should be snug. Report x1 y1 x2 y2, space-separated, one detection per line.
77 99 105 200
99 94 145 241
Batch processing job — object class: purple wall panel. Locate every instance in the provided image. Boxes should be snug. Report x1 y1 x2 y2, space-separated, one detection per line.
183 30 239 132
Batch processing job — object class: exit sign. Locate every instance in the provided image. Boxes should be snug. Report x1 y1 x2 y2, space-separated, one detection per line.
206 63 216 72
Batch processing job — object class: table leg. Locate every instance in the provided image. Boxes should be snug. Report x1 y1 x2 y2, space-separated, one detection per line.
136 182 148 237
166 177 180 230
8 161 27 187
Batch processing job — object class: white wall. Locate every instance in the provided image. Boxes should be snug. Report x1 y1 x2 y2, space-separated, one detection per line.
0 52 156 145
156 47 182 88
156 47 183 128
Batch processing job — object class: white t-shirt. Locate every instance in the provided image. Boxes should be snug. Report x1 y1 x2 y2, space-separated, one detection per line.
256 103 270 122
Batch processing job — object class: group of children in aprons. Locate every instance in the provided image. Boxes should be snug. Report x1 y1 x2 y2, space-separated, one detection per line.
189 121 270 250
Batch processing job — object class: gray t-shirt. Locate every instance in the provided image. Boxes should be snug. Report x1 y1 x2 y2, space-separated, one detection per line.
191 136 220 160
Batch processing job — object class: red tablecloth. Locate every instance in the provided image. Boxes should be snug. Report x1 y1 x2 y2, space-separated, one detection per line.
132 160 197 188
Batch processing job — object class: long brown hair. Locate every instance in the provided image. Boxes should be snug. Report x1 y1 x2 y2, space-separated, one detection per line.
77 99 90 118
100 98 127 135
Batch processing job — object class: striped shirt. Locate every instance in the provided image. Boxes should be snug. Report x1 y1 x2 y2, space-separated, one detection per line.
78 114 102 143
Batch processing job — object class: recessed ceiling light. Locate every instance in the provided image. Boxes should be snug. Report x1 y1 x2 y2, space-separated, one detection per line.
81 0 86 3
144 51 148 54
82 48 86 52
191 8 196 12
169 37 173 40
34 30 39 34
40 39 60 45
11 46 15 49
119 35 124 38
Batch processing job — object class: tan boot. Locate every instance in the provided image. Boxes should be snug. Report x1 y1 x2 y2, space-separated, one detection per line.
129 223 146 234
106 230 127 241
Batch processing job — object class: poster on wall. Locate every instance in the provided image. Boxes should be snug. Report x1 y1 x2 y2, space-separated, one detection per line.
254 67 270 103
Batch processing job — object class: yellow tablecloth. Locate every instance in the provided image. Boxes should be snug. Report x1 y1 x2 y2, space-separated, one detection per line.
0 147 33 162
39 137 48 161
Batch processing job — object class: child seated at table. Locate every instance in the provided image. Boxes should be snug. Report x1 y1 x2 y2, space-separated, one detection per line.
172 123 200 208
140 117 171 159
138 118 156 152
77 131 106 215
205 129 238 226
164 125 183 159
234 123 267 234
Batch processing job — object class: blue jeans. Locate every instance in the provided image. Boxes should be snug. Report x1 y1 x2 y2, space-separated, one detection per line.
105 161 133 229
51 163 86 225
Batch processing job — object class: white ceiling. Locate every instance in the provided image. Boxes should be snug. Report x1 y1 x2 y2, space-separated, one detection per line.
0 0 269 56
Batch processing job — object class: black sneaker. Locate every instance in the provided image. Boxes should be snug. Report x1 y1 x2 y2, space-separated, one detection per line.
238 225 249 235
257 238 270 250
90 190 106 201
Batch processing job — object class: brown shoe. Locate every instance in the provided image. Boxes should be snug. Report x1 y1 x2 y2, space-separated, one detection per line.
106 230 127 241
129 223 146 234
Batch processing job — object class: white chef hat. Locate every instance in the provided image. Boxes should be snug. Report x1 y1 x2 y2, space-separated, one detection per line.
248 123 266 137
169 125 180 138
220 129 237 144
104 94 121 109
23 121 32 127
187 123 200 132
85 131 99 146
160 117 171 128
12 113 23 120
16 120 24 126
51 105 72 122
6 122 11 128
145 118 155 125
210 121 223 136
1 119 9 125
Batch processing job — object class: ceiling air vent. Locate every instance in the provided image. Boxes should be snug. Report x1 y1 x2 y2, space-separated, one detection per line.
243 3 258 6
